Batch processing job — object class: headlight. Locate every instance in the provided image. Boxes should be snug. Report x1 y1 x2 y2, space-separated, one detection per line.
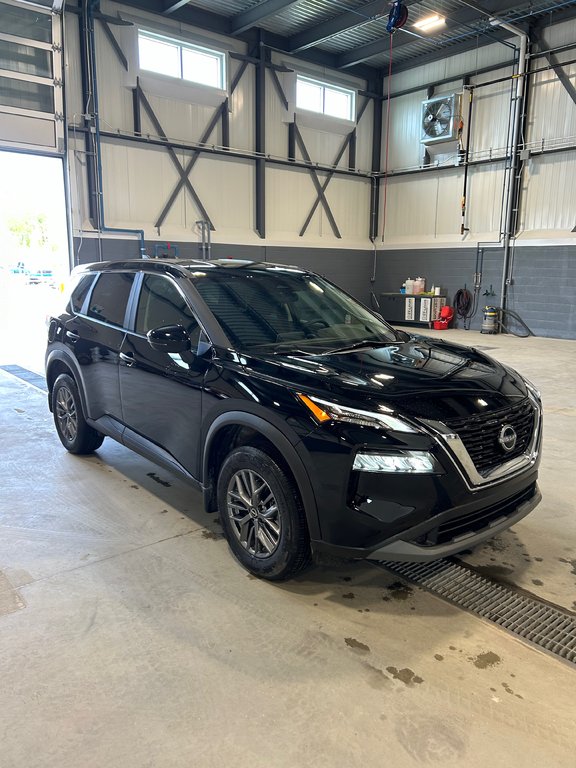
523 377 541 401
297 393 418 433
353 451 440 473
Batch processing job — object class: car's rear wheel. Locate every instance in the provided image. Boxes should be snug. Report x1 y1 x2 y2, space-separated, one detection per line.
217 446 311 580
52 373 104 454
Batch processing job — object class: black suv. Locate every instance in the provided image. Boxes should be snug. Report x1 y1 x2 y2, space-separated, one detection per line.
46 259 542 580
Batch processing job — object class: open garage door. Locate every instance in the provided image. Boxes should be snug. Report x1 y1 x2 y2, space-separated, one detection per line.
0 0 64 155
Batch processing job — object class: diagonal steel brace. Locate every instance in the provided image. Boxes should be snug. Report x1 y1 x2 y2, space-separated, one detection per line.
144 60 250 231
293 123 341 238
137 85 214 230
299 96 370 237
98 18 128 71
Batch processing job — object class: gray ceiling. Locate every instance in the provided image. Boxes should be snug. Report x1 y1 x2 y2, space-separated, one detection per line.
119 0 576 79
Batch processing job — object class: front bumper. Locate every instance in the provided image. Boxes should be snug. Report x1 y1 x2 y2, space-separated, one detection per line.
367 484 541 562
305 393 543 561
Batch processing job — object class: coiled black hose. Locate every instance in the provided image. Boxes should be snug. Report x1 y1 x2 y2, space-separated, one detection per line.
497 308 534 338
454 288 473 321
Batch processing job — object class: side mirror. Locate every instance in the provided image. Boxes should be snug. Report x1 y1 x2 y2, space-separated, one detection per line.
147 324 191 353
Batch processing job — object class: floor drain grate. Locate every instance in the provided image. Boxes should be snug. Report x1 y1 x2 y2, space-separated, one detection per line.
378 558 576 666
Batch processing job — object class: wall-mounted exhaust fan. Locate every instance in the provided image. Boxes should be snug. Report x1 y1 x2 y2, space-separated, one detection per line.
421 94 460 145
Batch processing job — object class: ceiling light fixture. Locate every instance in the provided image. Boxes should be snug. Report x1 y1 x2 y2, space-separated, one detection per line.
414 14 446 32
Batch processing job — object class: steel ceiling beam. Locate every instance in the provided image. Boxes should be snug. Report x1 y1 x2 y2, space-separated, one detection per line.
289 0 390 52
337 0 524 69
390 4 576 75
70 0 575 81
231 0 300 35
110 0 378 79
388 28 511 74
162 0 190 15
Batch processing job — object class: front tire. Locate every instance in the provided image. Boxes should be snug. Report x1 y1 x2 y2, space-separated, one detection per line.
217 446 311 581
52 373 104 454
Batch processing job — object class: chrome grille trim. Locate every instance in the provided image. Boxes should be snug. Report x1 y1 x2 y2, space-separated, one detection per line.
419 392 542 490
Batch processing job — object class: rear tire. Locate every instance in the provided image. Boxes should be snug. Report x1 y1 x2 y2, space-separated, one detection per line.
217 446 311 581
52 373 104 454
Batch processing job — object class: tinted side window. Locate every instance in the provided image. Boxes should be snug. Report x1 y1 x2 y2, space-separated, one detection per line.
68 273 96 314
87 272 135 328
136 274 199 338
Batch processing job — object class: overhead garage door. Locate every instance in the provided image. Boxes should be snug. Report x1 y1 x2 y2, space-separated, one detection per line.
0 0 64 155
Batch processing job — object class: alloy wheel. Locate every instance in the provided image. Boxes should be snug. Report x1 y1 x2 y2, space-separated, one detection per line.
226 469 282 558
55 385 78 442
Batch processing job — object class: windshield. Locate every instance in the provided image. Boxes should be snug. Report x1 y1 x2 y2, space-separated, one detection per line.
192 266 398 352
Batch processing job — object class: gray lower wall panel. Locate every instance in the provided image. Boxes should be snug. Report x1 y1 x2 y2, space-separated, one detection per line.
374 246 576 340
72 238 576 339
72 238 374 305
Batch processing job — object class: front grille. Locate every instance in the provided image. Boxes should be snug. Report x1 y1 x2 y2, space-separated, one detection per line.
418 483 537 546
445 398 535 474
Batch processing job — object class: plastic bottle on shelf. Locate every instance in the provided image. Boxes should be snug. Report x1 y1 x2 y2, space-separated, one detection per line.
405 278 414 294
414 277 426 295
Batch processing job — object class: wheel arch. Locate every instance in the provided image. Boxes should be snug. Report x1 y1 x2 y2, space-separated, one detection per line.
45 350 87 414
202 412 321 541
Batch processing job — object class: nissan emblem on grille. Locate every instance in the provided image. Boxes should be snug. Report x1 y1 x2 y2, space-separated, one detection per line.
498 424 518 452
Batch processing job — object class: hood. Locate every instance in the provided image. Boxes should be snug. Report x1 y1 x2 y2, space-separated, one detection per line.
239 335 528 423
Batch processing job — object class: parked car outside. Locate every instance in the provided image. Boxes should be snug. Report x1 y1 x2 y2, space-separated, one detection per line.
27 267 54 285
45 259 542 580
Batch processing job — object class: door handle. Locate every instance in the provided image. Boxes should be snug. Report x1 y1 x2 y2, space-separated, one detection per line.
119 352 135 367
66 330 79 341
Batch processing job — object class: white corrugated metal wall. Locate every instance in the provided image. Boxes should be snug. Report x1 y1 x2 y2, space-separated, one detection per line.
380 20 576 246
65 0 373 250
64 4 576 252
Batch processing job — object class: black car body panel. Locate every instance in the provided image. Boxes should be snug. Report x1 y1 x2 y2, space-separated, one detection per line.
46 259 543 568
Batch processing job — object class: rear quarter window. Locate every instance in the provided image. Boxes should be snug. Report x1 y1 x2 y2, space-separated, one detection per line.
87 272 135 328
67 273 97 314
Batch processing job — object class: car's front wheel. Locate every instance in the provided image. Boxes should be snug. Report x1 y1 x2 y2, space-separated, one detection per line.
52 373 104 454
217 446 311 580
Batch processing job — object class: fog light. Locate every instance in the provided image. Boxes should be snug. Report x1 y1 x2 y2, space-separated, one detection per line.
353 451 439 473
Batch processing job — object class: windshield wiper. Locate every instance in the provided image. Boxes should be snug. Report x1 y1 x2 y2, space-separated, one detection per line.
248 342 319 356
319 339 396 355
440 358 472 379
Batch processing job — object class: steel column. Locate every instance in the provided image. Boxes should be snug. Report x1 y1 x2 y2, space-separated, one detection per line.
255 42 266 238
132 82 141 136
78 1 99 229
222 98 230 149
369 77 383 241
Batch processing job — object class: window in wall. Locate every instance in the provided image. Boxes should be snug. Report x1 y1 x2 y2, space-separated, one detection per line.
138 31 226 90
296 75 355 121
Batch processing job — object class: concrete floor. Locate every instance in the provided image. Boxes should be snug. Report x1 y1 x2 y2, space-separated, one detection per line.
1 327 575 768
